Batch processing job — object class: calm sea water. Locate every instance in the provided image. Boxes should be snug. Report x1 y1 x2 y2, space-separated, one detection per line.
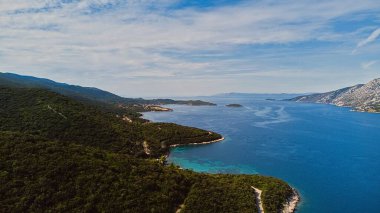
143 96 380 213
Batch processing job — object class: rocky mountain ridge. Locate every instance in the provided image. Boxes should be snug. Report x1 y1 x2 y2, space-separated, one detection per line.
289 78 380 112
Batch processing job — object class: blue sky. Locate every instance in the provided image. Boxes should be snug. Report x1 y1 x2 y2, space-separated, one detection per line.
0 0 380 97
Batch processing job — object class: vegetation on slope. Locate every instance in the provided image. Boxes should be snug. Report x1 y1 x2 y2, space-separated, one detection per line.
182 174 293 213
0 86 294 212
0 132 191 212
0 87 219 157
142 123 222 157
0 87 142 155
0 72 216 107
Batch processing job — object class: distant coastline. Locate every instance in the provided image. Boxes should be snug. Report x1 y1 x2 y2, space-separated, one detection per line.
288 78 380 113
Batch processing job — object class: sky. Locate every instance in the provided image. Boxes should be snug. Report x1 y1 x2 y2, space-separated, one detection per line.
0 0 380 97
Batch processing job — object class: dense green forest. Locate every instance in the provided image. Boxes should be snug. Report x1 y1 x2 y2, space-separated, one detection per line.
142 123 222 157
0 85 295 212
0 87 219 158
181 174 292 213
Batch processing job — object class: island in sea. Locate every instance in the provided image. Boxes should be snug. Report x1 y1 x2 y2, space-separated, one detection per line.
226 103 243 107
0 72 299 212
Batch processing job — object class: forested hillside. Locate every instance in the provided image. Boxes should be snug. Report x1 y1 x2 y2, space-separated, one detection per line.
0 72 216 107
0 85 295 212
0 87 219 157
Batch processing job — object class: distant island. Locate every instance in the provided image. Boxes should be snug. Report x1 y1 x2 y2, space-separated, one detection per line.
143 105 173 112
288 78 380 113
226 104 243 107
174 100 216 106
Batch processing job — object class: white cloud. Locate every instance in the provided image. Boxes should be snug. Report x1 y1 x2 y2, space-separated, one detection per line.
361 60 378 69
357 28 380 47
0 0 380 96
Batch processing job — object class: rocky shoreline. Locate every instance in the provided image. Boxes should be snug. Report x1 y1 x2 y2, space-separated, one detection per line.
165 136 300 213
169 137 225 148
288 78 380 114
282 188 300 213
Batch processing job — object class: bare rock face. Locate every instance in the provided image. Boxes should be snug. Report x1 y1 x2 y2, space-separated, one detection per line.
289 78 380 112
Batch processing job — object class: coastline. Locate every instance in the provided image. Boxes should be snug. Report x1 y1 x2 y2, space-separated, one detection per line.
162 137 224 160
293 100 380 114
251 186 264 213
282 188 300 213
164 135 300 213
169 137 225 148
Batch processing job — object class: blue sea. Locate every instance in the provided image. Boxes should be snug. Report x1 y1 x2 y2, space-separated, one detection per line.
143 95 380 213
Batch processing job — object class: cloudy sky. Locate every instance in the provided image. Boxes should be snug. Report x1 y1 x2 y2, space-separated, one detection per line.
1 0 380 97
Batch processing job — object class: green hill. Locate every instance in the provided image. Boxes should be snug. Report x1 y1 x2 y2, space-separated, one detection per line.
0 85 295 212
0 72 216 107
0 87 219 157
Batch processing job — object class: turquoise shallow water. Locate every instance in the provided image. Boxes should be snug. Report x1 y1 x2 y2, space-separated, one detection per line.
143 96 380 213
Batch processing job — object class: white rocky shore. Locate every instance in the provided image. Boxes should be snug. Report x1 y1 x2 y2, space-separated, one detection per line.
169 137 225 148
252 186 300 213
252 186 264 213
290 78 380 114
165 136 300 213
282 188 300 213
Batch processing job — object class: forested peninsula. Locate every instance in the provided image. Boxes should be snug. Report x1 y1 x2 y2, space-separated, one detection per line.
0 73 298 213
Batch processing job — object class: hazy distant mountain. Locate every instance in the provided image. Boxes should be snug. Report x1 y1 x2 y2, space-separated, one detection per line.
289 78 380 112
0 72 127 103
0 72 215 106
214 92 306 100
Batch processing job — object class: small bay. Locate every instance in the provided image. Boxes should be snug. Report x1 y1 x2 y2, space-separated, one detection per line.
143 95 380 213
